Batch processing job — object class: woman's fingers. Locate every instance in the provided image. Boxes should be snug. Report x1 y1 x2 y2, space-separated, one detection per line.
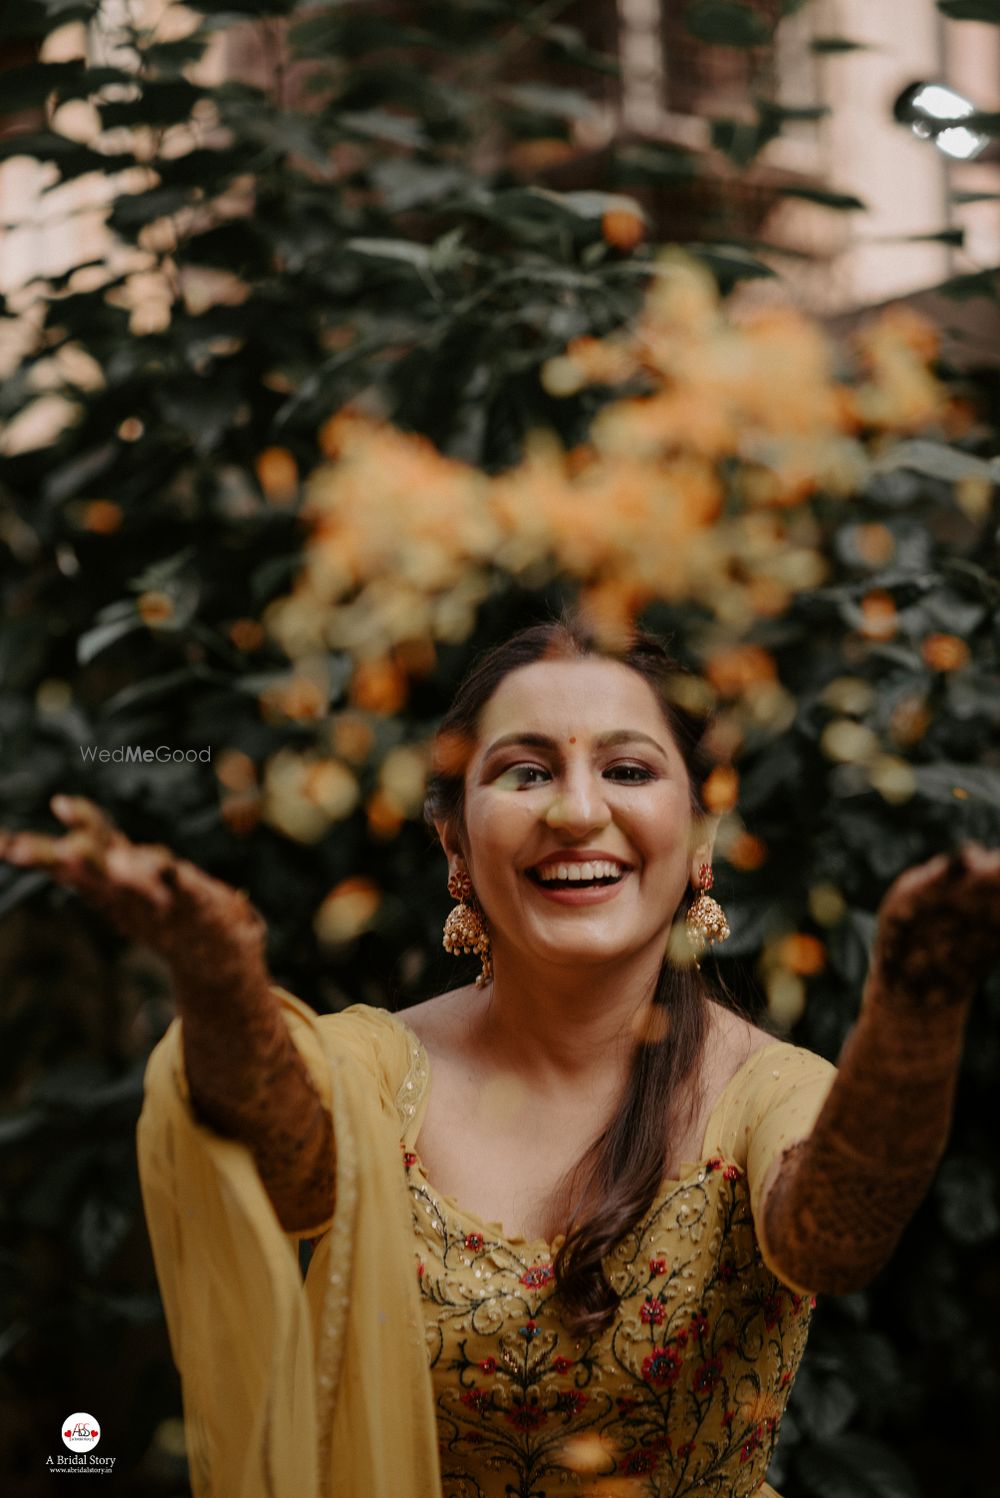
50 793 119 843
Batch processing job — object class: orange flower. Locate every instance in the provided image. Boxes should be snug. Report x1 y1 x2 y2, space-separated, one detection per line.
330 712 376 764
366 788 405 840
228 618 265 651
889 695 931 747
81 500 123 534
921 634 970 672
259 676 327 722
216 748 257 793
705 645 777 697
777 933 827 976
702 765 739 814
220 792 261 836
858 590 897 640
853 523 895 567
137 590 174 626
726 833 767 871
255 446 299 503
601 209 645 252
350 658 408 715
315 877 381 945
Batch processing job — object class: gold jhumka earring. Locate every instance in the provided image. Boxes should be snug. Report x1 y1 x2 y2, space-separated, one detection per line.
685 862 731 956
442 866 493 988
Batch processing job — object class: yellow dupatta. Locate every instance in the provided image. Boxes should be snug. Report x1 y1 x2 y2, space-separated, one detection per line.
135 985 442 1498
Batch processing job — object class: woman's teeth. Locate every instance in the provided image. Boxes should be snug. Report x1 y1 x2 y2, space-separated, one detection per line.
532 860 626 885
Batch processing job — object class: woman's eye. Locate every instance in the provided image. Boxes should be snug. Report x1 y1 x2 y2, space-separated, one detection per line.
605 764 655 783
498 764 550 787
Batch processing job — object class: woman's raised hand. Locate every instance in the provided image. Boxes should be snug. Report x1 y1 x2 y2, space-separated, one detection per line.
870 841 1000 1009
0 794 269 985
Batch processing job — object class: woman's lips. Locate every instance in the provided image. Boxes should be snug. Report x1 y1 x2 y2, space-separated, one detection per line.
523 870 632 905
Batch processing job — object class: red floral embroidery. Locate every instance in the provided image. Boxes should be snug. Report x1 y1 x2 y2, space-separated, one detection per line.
557 1391 589 1415
705 1157 724 1172
693 1357 723 1396
505 1403 547 1430
460 1387 490 1414
621 1447 661 1476
724 1164 741 1181
520 1263 554 1288
678 1440 696 1460
402 1150 418 1168
739 1425 763 1464
464 1232 484 1251
641 1346 683 1385
763 1293 784 1329
639 1297 665 1326
553 1356 574 1374
479 1356 497 1374
689 1310 709 1338
648 1257 668 1277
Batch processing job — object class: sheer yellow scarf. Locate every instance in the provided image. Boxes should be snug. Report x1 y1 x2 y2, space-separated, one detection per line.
135 986 442 1498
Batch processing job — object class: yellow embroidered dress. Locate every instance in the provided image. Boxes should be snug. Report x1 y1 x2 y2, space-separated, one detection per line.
136 987 837 1498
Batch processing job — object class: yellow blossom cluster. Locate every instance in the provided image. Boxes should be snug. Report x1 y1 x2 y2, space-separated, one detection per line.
265 250 947 683
246 250 953 919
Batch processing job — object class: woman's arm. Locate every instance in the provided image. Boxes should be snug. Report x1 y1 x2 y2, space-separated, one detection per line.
0 795 335 1235
758 843 999 1295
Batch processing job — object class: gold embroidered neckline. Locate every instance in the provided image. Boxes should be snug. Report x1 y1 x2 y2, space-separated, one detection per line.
386 1009 789 1253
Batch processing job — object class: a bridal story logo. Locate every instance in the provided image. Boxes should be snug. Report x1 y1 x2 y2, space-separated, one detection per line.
63 1414 99 1451
45 1412 116 1474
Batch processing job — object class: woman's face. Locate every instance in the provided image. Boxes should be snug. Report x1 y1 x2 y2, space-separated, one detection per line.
443 658 708 974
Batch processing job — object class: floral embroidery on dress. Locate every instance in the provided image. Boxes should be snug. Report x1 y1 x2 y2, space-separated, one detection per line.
406 1157 813 1498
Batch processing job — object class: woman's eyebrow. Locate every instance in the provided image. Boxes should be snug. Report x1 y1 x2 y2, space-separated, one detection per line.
482 729 667 761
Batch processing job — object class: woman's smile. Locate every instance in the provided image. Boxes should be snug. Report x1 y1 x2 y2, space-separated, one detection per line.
445 656 710 973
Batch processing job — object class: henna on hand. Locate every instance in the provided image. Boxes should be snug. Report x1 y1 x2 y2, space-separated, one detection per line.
0 795 335 1235
760 843 998 1294
870 843 1000 1009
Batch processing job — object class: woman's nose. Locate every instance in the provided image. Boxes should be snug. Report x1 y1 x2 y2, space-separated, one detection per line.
543 771 612 835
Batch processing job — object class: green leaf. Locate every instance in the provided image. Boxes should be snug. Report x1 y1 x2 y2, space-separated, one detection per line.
871 439 1000 484
810 36 872 53
684 0 774 47
935 267 1000 301
76 615 144 667
337 109 428 148
495 82 600 122
345 238 436 270
937 1 1000 20
911 764 1000 808
779 184 867 211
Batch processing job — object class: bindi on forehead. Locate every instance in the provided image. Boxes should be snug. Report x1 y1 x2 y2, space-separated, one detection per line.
569 736 576 743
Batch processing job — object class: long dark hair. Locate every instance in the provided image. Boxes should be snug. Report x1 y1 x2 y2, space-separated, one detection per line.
423 610 729 1338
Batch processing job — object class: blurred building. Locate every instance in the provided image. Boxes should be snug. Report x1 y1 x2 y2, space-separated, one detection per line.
2 0 999 359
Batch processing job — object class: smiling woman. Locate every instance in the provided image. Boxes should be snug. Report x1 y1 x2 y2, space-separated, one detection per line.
3 610 995 1498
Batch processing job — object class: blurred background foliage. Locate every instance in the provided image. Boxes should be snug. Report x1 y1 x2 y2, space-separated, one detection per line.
0 1 999 1493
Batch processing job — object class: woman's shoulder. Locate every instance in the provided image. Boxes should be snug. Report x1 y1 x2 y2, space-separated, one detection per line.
705 1002 838 1119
